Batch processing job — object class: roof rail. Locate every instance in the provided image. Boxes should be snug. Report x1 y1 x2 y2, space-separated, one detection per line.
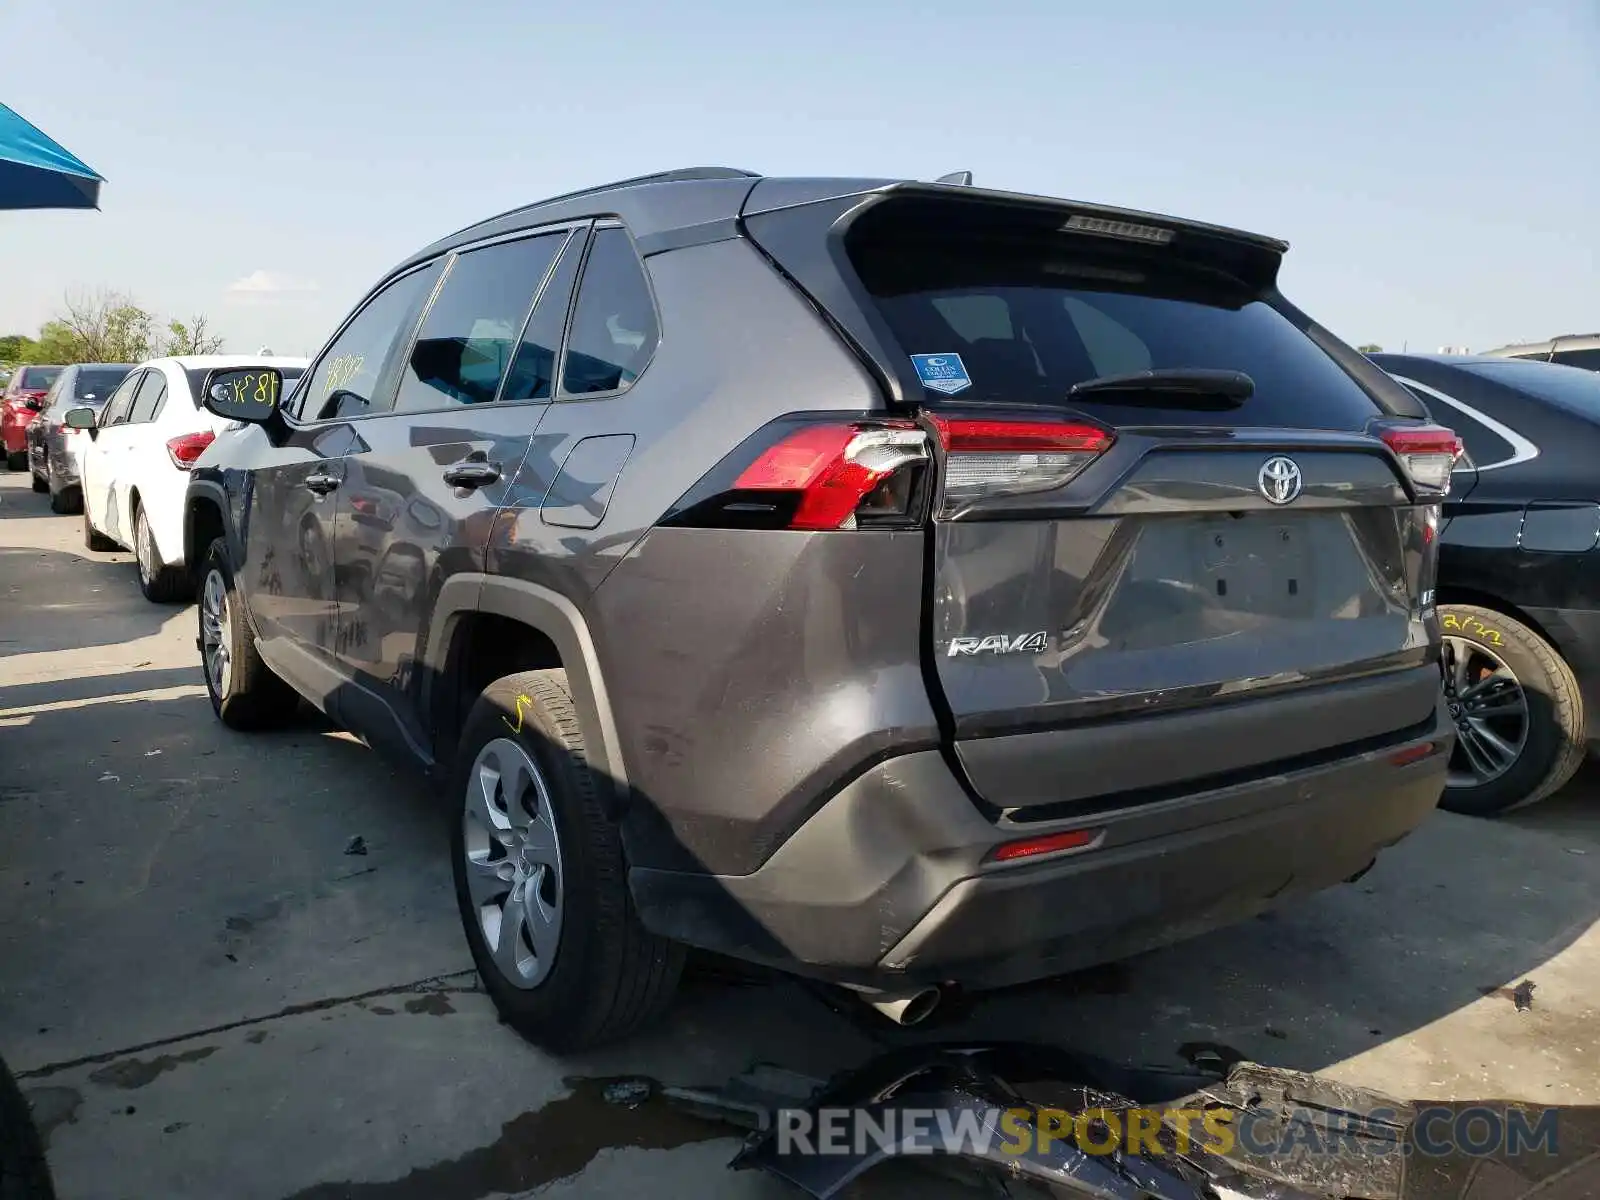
448 167 761 242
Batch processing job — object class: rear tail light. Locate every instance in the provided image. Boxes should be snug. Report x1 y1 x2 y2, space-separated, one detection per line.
927 414 1114 506
664 417 931 531
166 431 216 470
988 826 1104 864
1378 423 1460 497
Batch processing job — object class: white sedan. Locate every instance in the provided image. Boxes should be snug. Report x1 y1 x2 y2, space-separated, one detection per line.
73 355 308 601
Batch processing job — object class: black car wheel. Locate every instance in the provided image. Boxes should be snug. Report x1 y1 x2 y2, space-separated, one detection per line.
0 1053 57 1200
1438 604 1586 816
4 450 24 472
29 470 46 494
46 467 75 515
198 538 300 729
451 669 683 1051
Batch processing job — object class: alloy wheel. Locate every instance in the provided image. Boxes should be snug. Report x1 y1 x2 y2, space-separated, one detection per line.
135 513 154 584
1442 635 1529 789
200 568 232 697
462 737 565 990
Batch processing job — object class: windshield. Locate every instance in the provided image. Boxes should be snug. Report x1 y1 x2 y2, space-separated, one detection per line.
17 366 62 391
74 367 133 401
1459 360 1600 420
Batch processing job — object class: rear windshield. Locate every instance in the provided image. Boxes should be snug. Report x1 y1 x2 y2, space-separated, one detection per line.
1459 359 1600 419
851 236 1380 430
75 367 132 400
183 364 304 405
18 366 61 390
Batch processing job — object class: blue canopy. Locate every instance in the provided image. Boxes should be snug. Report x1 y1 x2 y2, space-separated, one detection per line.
0 101 102 210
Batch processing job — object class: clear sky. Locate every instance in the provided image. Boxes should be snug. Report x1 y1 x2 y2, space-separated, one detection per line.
1 0 1595 357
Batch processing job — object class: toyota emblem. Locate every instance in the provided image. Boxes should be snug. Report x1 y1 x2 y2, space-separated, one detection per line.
1258 456 1304 505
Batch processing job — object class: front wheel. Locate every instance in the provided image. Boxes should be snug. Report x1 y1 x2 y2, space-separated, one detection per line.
1438 604 1586 816
198 538 300 730
450 670 683 1052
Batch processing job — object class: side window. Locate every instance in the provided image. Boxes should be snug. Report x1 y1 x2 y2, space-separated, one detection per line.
42 371 70 414
560 227 659 397
502 232 582 404
100 371 144 426
298 262 443 421
394 233 565 412
1553 349 1600 371
127 370 169 424
1398 383 1509 469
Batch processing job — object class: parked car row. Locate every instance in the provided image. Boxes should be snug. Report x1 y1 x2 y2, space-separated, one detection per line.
1 364 63 469
25 168 1593 1054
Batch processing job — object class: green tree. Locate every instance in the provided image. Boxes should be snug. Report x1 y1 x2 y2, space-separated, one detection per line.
164 315 225 355
1357 343 1383 353
0 333 38 363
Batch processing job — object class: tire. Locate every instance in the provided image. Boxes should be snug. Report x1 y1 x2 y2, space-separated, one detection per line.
29 470 46 494
1438 603 1586 816
0 1053 57 1200
81 507 117 552
4 451 24 472
133 506 191 603
198 537 300 730
451 670 684 1052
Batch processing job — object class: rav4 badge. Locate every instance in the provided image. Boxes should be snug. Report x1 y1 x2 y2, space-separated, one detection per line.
947 631 1049 657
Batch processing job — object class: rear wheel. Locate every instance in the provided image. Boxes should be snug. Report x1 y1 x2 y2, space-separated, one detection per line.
4 450 24 472
81 507 117 552
29 469 46 494
451 670 684 1051
134 506 191 603
198 538 300 730
1438 604 1585 816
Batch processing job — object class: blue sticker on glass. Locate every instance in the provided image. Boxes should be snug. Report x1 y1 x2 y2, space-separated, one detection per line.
910 353 972 396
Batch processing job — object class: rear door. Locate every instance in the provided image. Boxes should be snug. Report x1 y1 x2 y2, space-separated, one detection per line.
837 204 1451 813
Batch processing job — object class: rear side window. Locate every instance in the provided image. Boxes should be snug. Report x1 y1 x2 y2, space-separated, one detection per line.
395 232 565 412
1459 360 1600 420
100 371 143 426
127 371 169 423
502 232 582 404
1553 348 1600 371
560 228 659 397
851 235 1381 430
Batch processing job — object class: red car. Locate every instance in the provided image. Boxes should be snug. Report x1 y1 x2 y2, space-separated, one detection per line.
2 365 65 469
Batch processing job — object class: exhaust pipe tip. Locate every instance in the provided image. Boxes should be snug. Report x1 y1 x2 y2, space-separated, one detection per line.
862 986 943 1026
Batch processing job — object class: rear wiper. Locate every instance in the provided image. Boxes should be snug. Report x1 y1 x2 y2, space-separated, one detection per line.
1067 368 1254 408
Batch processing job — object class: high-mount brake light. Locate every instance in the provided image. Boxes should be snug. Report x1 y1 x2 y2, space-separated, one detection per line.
727 420 930 530
1378 424 1460 497
927 414 1114 504
166 431 215 471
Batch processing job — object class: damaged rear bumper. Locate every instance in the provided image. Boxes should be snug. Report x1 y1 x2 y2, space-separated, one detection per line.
631 704 1451 990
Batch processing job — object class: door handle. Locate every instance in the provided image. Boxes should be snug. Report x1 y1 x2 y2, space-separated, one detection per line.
305 471 341 495
442 458 501 489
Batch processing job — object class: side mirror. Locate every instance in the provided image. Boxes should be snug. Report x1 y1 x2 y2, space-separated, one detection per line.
63 406 98 430
24 398 43 411
203 368 284 424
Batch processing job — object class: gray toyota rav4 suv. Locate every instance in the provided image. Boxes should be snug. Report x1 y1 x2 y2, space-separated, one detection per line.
185 168 1457 1049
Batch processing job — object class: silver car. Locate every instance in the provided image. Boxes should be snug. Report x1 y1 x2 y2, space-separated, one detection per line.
27 362 135 512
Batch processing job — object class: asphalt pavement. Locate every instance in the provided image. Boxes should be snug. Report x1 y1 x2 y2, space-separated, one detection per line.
2 468 1598 1200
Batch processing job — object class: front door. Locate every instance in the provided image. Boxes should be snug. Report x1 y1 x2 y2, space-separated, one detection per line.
82 369 143 536
236 261 444 711
330 226 579 762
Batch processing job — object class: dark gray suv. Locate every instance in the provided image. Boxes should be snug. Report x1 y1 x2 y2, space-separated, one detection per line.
185 168 1458 1050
